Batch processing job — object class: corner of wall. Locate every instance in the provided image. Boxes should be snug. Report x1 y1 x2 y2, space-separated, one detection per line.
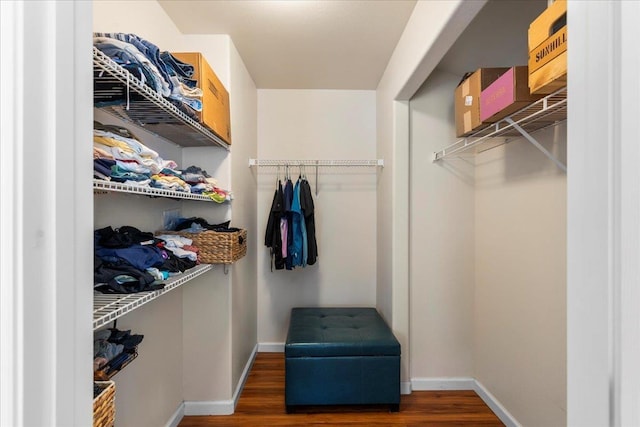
227 36 259 401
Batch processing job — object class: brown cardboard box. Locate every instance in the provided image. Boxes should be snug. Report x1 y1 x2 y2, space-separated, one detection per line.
528 0 567 95
480 66 543 123
172 52 231 144
455 67 509 137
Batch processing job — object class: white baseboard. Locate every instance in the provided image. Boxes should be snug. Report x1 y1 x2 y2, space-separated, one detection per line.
400 381 412 395
410 377 520 426
473 380 521 427
183 344 259 417
258 342 285 352
232 344 258 408
411 377 476 390
164 402 184 427
183 400 235 416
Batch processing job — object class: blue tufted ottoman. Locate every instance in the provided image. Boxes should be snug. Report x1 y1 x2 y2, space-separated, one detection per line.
284 307 401 412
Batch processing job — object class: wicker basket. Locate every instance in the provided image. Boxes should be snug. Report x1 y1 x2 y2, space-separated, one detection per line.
93 381 115 427
157 229 247 264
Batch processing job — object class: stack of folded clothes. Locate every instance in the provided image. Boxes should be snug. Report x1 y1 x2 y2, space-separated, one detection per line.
94 225 200 294
93 32 203 118
93 121 232 202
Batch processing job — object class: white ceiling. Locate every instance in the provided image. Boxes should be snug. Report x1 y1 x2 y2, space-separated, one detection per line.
436 0 547 78
158 0 417 90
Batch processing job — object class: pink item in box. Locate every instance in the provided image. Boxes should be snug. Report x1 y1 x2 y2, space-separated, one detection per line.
479 66 542 123
480 68 514 122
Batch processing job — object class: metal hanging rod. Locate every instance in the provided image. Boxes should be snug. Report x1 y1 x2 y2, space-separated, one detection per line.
249 159 383 196
248 159 384 167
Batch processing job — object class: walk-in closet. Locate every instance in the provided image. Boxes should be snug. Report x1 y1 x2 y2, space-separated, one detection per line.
3 1 639 426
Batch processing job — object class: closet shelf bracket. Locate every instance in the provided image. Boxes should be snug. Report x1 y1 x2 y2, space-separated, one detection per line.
505 118 566 172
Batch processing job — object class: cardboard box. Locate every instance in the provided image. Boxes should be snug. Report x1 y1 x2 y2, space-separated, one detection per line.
455 67 509 137
480 66 543 122
528 0 567 95
171 52 232 144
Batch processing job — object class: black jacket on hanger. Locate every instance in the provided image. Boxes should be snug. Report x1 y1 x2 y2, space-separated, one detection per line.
265 180 285 270
300 179 317 265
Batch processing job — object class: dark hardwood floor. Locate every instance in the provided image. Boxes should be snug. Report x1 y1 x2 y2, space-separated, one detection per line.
178 353 504 426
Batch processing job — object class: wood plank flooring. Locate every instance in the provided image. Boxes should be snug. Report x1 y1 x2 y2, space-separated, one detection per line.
178 353 504 426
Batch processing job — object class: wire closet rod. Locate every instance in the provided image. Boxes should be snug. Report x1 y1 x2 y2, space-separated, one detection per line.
248 159 384 167
248 159 384 196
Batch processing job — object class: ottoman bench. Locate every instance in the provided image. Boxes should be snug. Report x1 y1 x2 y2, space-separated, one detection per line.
284 307 401 412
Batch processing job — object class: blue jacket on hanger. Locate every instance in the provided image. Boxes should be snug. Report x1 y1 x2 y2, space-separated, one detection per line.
288 179 307 268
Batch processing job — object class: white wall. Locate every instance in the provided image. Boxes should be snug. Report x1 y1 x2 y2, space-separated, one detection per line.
408 70 475 381
104 292 185 426
376 0 484 390
474 125 567 427
256 89 377 345
228 39 259 399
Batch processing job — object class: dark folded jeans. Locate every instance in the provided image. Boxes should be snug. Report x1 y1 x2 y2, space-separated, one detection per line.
160 51 198 88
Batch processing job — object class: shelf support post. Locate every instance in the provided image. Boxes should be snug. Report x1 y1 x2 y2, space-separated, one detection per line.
505 118 567 172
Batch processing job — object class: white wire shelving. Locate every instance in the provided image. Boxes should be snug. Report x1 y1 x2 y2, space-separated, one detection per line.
93 47 229 150
93 179 230 202
93 264 213 330
432 86 567 171
248 159 384 167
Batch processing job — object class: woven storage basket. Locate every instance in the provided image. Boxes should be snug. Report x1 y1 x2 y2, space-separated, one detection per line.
93 381 115 427
158 229 247 264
